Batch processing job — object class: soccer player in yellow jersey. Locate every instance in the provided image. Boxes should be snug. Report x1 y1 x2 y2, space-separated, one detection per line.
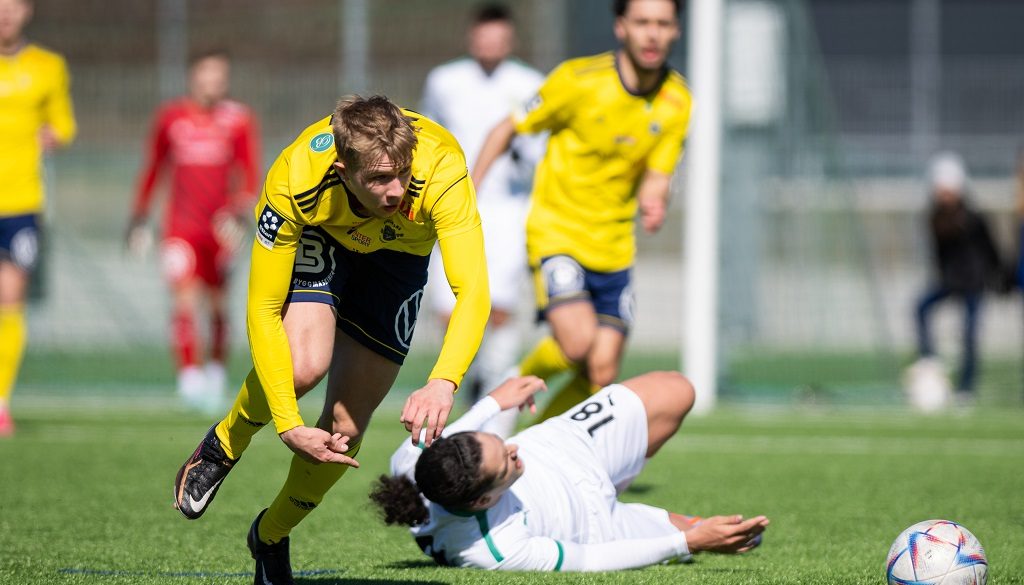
172 95 489 585
474 0 691 420
0 0 76 437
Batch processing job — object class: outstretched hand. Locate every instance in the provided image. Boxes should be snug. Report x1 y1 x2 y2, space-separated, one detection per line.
279 426 360 466
684 514 770 554
213 210 247 255
639 194 667 234
125 220 152 259
488 375 547 413
401 378 456 446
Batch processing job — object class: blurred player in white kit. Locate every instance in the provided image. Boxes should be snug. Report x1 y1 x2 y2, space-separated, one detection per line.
420 4 545 437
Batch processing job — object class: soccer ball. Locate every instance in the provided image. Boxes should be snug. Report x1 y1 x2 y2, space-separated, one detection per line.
903 357 952 413
886 520 987 585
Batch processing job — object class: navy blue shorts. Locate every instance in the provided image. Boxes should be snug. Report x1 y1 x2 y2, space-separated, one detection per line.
0 214 41 271
532 254 635 333
286 227 429 365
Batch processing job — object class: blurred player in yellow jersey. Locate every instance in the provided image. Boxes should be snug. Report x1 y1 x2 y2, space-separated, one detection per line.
474 0 691 420
0 0 76 437
172 95 490 585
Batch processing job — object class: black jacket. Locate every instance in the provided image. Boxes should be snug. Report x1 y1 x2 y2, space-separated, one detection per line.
928 198 1002 294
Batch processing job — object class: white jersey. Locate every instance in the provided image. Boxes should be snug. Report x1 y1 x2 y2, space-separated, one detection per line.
389 386 690 571
423 57 545 314
420 57 545 201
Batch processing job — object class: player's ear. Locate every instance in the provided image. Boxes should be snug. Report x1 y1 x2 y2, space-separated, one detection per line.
613 17 626 43
333 161 347 180
470 493 493 509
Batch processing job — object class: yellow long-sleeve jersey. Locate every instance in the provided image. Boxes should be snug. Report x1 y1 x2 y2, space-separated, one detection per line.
513 52 692 272
0 44 77 216
249 113 489 433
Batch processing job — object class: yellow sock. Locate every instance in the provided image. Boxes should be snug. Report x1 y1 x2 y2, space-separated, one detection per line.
215 368 271 460
0 308 27 404
258 442 362 544
538 370 599 421
518 336 574 380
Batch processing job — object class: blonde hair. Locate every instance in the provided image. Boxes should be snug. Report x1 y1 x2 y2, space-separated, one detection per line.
332 95 417 175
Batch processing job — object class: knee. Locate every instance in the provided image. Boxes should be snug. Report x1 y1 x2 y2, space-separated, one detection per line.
559 337 591 365
292 361 327 394
658 371 695 421
675 374 696 417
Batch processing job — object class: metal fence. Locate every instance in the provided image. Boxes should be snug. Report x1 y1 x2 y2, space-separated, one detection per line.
21 0 1024 401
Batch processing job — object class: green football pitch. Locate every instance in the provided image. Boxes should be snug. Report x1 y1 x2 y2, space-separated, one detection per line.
2 350 1023 584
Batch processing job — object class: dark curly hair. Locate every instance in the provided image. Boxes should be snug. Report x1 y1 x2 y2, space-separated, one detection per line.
369 474 429 526
369 432 497 527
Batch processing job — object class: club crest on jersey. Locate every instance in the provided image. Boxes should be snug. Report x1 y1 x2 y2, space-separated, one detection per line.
380 219 404 242
256 205 283 250
309 132 335 153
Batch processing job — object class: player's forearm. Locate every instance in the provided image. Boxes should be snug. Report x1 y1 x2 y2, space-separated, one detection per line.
131 167 161 220
637 170 672 233
557 533 690 571
48 66 76 145
428 228 490 387
471 117 517 186
637 170 671 207
442 396 500 436
246 242 304 433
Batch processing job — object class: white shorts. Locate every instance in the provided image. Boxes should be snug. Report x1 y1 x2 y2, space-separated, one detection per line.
551 384 650 492
553 384 676 539
427 195 528 314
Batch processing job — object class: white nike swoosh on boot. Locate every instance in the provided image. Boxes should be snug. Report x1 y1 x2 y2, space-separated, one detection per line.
186 478 223 511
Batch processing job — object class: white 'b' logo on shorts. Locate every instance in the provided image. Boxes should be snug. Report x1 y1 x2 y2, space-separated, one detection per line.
296 238 325 273
394 289 423 349
619 284 636 326
542 256 585 298
10 228 38 270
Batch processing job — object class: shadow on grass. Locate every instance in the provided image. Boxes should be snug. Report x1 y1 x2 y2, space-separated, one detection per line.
384 560 440 569
624 482 654 495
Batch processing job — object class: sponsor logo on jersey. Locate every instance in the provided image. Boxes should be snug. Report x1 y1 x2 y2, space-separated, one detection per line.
349 230 371 247
309 132 335 153
256 205 283 250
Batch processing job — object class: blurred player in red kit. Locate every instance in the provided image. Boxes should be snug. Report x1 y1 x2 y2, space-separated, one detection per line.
127 49 260 411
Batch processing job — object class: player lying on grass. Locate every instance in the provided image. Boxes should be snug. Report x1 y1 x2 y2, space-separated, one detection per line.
371 371 769 571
